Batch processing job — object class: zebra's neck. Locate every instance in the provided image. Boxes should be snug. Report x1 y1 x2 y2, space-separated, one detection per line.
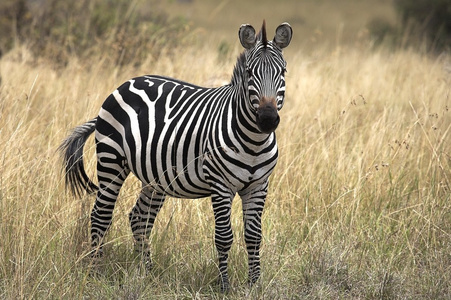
230 52 247 88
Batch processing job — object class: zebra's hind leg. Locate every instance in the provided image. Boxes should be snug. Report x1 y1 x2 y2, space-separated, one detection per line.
239 181 268 287
90 152 130 259
129 185 165 271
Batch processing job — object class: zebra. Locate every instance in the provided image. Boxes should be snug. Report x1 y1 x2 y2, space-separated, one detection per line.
59 20 292 292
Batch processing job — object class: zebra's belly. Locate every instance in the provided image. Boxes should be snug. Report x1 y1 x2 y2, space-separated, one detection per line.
141 163 212 199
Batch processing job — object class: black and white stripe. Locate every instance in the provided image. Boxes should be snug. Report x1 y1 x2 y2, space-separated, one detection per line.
59 21 292 292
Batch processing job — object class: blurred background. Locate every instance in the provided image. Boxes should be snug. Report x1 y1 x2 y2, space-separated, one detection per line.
0 0 449 66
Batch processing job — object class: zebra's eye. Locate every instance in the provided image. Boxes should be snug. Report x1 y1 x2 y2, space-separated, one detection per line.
281 68 287 76
246 68 253 78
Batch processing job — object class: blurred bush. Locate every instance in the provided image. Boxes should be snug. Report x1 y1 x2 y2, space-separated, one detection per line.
367 17 398 47
369 0 451 52
395 0 451 50
0 0 189 65
0 0 30 51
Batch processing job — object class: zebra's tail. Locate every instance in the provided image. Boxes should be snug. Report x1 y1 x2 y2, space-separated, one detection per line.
59 118 99 196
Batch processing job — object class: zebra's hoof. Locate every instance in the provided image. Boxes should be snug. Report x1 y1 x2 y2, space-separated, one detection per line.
248 275 260 286
89 247 104 260
218 277 230 293
135 251 153 273
143 258 153 273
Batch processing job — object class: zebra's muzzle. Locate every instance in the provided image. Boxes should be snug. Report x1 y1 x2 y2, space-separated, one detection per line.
256 98 280 134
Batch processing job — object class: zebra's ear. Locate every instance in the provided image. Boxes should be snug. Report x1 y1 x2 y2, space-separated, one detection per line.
273 23 292 49
239 24 256 49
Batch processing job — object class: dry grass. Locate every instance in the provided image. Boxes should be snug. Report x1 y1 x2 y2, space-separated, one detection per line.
0 37 450 299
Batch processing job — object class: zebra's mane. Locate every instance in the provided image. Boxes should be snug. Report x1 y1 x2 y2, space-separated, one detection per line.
259 20 268 47
230 52 247 87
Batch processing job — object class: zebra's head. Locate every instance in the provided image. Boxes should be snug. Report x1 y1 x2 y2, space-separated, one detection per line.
239 21 292 134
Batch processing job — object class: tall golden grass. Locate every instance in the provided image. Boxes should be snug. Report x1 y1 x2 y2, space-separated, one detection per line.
0 40 450 298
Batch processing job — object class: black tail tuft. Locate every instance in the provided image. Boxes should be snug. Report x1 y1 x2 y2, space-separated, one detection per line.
58 118 99 197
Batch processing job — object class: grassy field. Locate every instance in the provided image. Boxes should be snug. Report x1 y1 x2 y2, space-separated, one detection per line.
1 3 450 299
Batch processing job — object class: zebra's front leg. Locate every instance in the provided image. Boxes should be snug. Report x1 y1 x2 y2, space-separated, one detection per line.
129 186 165 271
211 190 234 293
239 180 268 287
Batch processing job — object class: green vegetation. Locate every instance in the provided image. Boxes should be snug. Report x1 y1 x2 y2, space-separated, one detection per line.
0 0 450 299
